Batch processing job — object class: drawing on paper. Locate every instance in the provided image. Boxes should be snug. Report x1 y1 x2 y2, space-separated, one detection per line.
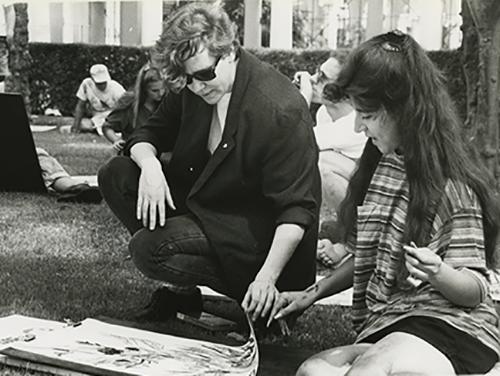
0 315 258 375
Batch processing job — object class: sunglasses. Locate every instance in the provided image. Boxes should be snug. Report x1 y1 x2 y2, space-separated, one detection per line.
185 55 222 85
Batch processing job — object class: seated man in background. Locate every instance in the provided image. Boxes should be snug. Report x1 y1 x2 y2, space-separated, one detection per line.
72 64 125 135
295 57 366 267
37 147 102 203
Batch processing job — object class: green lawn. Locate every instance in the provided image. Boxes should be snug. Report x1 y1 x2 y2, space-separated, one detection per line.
0 130 355 375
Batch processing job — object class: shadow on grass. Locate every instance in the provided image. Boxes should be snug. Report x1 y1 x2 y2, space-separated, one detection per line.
0 131 357 375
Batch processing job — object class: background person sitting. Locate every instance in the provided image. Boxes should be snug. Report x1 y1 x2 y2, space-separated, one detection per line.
71 64 125 135
295 57 366 212
102 65 165 154
295 57 366 267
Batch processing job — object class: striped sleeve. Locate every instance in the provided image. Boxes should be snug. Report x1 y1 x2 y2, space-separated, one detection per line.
432 181 488 273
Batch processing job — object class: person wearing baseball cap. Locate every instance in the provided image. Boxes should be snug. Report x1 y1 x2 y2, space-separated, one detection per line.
71 64 125 134
90 64 111 84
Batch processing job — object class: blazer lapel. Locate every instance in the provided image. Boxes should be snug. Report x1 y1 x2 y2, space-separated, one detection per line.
174 93 212 158
188 49 253 198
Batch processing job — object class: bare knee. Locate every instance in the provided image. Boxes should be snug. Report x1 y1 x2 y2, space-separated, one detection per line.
346 357 387 376
297 356 350 376
297 357 332 376
348 332 454 376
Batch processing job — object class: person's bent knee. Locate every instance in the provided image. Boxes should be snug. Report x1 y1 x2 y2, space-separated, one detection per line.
296 358 326 376
98 156 138 194
129 228 158 278
98 156 133 183
346 358 386 376
297 357 348 376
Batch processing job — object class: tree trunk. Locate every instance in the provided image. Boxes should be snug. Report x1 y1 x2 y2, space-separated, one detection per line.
461 0 500 183
4 3 31 113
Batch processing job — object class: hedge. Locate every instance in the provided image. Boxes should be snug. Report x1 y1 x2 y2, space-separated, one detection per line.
28 42 466 119
29 43 149 116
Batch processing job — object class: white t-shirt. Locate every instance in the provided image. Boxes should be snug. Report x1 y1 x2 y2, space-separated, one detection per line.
76 77 125 115
314 105 367 159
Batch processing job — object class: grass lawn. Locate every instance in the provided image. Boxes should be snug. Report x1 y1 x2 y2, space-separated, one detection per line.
0 130 355 375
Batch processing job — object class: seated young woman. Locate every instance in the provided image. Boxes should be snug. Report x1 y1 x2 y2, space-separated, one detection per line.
270 30 500 376
102 64 165 153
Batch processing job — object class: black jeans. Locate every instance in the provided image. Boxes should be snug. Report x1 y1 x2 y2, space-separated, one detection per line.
98 156 228 295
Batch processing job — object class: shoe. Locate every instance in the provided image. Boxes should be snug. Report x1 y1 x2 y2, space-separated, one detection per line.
57 184 102 204
134 287 203 322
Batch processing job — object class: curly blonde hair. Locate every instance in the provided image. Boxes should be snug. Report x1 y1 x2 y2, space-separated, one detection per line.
154 3 238 93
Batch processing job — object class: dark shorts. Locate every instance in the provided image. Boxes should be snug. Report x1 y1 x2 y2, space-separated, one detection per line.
362 316 499 374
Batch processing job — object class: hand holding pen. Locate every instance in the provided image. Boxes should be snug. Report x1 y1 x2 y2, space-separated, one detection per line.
403 241 443 286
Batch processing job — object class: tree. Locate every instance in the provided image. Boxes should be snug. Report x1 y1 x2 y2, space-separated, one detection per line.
3 3 31 113
460 0 500 182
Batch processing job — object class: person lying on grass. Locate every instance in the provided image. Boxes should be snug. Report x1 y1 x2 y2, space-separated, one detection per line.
270 30 500 376
37 147 101 204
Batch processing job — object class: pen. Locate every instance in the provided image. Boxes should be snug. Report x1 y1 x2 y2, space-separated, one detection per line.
406 242 423 287
278 318 291 336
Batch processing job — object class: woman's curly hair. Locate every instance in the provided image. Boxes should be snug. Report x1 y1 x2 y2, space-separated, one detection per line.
154 3 239 93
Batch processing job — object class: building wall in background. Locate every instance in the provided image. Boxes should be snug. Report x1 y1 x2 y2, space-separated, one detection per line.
2 0 462 50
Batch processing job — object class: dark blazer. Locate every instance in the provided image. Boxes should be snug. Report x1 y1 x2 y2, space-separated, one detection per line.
126 48 321 300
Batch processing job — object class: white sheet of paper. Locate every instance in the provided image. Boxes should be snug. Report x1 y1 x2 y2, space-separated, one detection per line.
0 315 65 350
0 315 258 376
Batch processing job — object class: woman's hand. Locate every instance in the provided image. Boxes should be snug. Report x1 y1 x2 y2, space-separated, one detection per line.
403 244 443 283
241 279 279 323
136 158 175 230
293 71 313 105
268 290 315 326
112 139 126 152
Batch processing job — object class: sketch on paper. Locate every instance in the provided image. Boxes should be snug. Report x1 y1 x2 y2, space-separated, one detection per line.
0 315 258 375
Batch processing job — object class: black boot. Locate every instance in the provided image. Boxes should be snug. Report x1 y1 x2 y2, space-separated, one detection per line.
134 286 203 322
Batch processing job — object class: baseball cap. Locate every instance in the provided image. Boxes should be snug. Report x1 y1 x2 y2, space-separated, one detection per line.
90 64 111 83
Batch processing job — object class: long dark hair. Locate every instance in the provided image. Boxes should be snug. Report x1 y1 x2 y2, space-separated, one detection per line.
336 31 499 266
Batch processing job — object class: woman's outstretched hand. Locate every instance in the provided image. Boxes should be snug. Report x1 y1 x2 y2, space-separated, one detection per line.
268 290 315 327
136 158 176 230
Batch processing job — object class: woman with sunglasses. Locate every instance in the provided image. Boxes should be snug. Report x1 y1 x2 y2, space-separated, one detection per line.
98 3 320 330
271 31 500 375
102 65 165 153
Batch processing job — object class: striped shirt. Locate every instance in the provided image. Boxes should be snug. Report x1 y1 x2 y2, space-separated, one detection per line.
347 153 500 356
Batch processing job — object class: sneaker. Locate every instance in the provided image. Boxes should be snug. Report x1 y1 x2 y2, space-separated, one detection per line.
134 286 203 322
